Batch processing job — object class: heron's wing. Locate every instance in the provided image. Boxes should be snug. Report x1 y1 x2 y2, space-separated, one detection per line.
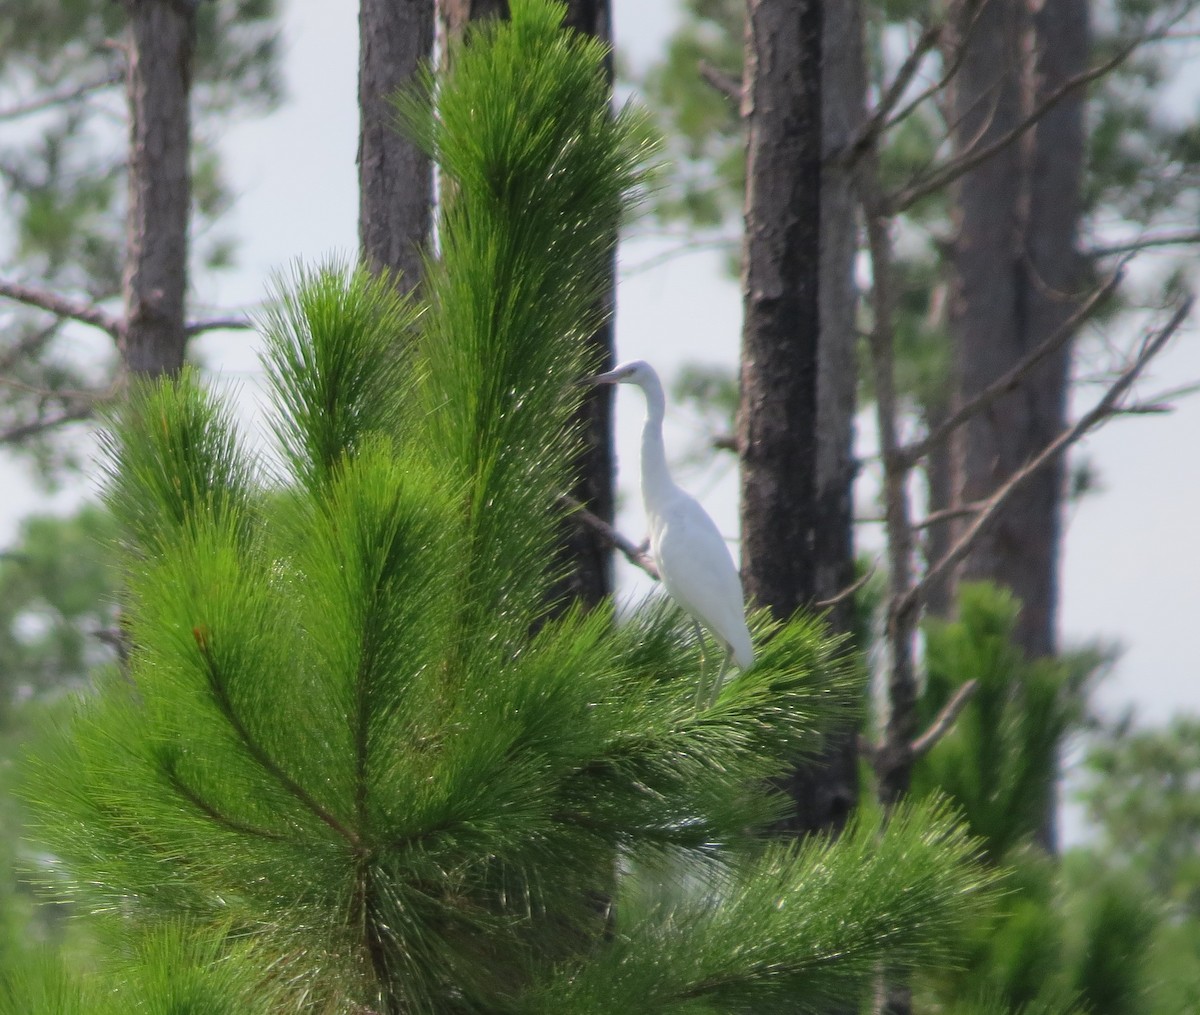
652 492 754 668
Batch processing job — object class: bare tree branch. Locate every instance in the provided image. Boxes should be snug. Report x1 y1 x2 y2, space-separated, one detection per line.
559 494 660 580
0 403 95 444
0 278 122 339
910 680 979 760
913 501 985 530
185 316 255 337
839 23 943 164
698 60 743 104
814 561 876 610
887 27 1168 215
0 320 65 373
0 70 123 122
895 268 1124 469
901 297 1193 618
1088 229 1200 258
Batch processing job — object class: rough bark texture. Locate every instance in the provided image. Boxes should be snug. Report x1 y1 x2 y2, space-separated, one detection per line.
358 0 434 291
778 0 862 837
121 0 194 377
738 0 822 624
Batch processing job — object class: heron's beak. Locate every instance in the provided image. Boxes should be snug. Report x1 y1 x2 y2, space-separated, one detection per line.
580 368 623 386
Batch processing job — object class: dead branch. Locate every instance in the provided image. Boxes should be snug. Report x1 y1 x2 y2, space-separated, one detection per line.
186 316 255 337
913 501 985 530
901 297 1193 618
0 278 122 339
840 23 943 164
698 60 743 105
895 268 1124 469
1088 229 1200 259
814 561 877 610
0 320 64 373
910 680 978 759
887 27 1167 215
559 494 660 580
0 70 123 122
0 403 95 444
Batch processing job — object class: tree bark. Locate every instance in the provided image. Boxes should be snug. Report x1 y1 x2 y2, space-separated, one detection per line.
948 0 1089 853
738 0 822 621
1016 0 1089 851
739 0 840 843
358 0 435 291
441 0 510 38
778 0 861 837
121 0 195 377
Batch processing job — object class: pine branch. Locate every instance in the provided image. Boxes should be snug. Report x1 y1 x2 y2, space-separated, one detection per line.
193 626 362 849
162 760 289 842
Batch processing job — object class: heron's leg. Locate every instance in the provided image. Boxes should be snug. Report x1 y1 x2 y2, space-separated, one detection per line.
706 650 731 708
691 621 710 710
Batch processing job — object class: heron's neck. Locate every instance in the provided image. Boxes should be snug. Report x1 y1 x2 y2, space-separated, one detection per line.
636 374 675 509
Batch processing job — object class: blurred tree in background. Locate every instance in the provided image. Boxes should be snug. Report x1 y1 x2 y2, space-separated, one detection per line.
0 0 282 467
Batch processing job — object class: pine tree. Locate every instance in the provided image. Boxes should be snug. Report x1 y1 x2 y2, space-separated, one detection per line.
10 4 994 1011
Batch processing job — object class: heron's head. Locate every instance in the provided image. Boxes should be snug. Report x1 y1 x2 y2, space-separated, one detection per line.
583 360 655 387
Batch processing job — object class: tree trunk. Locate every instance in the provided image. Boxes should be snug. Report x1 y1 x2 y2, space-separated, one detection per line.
948 0 1089 852
121 0 194 378
1016 0 1089 851
738 0 822 619
549 0 617 612
358 0 435 291
441 0 510 37
738 0 829 837
779 0 861 837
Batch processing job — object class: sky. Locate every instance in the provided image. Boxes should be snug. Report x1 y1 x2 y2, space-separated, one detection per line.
3 0 1199 832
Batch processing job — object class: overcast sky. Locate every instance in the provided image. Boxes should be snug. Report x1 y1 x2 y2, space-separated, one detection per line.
4 0 1198 834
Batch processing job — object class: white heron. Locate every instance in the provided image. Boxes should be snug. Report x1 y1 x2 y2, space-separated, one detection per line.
587 360 753 707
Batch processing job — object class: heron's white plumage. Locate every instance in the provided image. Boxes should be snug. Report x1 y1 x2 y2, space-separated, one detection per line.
649 485 755 670
589 359 754 676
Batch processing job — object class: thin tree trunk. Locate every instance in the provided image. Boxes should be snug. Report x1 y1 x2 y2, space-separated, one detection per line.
121 0 194 377
358 0 434 291
922 399 955 619
738 0 822 623
781 0 862 837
